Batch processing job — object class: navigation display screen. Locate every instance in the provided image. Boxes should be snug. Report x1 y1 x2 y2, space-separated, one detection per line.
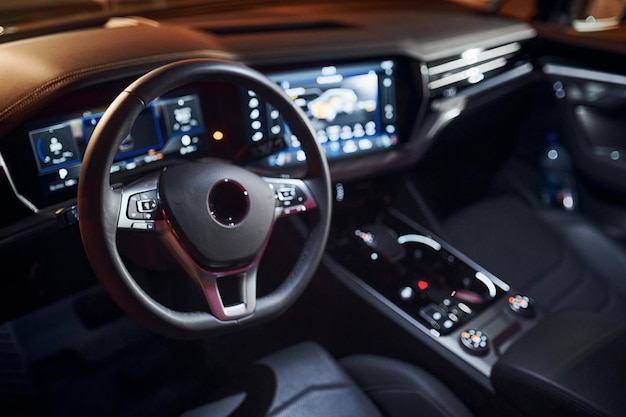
246 60 399 167
28 94 206 196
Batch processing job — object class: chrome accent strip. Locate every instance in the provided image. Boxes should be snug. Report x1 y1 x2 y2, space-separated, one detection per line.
426 96 466 139
456 62 532 98
397 233 442 251
475 271 498 299
0 151 39 213
429 57 507 90
543 64 626 85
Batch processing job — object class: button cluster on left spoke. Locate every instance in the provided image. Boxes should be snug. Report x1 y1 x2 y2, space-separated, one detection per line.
126 189 161 229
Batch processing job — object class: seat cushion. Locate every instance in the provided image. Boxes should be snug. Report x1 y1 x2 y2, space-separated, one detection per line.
442 196 626 323
181 341 474 417
340 354 474 417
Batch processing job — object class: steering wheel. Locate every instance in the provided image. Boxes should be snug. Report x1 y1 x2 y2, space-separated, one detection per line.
77 59 331 339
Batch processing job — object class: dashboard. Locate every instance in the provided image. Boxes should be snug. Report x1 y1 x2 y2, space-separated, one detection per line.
0 3 535 224
0 57 417 212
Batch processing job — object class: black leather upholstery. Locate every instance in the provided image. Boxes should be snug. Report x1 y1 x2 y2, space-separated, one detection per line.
181 341 473 417
492 311 626 417
442 196 626 324
341 354 474 417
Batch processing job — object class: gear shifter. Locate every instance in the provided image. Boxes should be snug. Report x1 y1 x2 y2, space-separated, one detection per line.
354 223 406 263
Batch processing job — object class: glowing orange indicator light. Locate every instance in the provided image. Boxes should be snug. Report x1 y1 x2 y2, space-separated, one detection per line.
417 280 429 291
510 295 530 308
212 130 224 141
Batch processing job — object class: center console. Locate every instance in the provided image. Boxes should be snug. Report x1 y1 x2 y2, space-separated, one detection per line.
324 198 541 386
324 177 626 414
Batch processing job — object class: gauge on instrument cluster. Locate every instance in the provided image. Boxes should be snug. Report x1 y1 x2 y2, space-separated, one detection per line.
29 124 81 172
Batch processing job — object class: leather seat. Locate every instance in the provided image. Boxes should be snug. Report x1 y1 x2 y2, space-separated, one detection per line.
181 341 474 417
442 196 626 324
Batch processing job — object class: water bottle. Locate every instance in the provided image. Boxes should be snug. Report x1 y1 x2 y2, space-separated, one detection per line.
540 132 577 211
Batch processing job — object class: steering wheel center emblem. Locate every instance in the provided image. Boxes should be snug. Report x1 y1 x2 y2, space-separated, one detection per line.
209 179 250 227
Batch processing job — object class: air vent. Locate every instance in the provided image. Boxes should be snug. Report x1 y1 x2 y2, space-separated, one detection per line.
427 42 528 98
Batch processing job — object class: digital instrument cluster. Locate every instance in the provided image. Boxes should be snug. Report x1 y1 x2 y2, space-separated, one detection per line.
27 94 206 196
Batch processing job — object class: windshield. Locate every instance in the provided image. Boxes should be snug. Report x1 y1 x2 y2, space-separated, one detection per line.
2 0 626 39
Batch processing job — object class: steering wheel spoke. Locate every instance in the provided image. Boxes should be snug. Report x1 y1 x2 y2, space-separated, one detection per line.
199 267 258 321
154 215 262 321
264 177 318 218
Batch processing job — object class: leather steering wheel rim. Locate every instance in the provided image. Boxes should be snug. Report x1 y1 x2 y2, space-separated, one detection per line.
78 58 331 339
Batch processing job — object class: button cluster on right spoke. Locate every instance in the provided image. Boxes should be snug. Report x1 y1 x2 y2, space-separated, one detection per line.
460 328 489 356
275 184 307 207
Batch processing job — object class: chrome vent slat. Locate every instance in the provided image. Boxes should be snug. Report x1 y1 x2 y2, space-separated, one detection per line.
427 41 528 98
428 57 508 90
428 42 521 76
